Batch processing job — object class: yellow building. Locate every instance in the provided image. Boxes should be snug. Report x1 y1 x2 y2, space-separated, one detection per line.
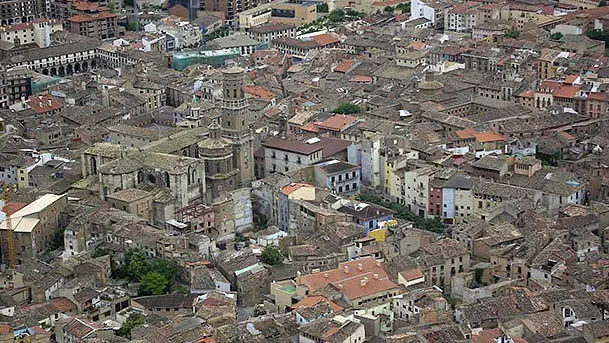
239 0 317 30
269 1 317 26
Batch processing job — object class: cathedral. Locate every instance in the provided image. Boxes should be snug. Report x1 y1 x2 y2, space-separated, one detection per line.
198 66 255 203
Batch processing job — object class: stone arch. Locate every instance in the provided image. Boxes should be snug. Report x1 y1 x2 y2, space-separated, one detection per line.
42 69 49 75
50 67 57 76
137 171 143 183
58 66 65 76
91 59 97 69
82 61 88 71
165 171 170 188
74 62 81 73
66 64 73 75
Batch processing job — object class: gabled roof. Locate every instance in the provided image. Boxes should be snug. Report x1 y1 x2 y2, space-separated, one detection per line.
317 114 357 132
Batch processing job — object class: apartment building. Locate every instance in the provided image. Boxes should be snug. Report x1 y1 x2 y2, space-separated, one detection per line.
0 18 63 48
66 11 118 40
0 0 39 25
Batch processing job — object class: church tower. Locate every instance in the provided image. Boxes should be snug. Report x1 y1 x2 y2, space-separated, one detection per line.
220 67 254 186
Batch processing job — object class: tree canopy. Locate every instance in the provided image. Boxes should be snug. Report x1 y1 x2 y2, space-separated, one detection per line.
260 245 283 265
114 249 180 294
332 103 360 114
317 3 329 12
117 313 145 339
550 32 563 40
357 194 445 234
384 6 395 12
139 272 169 296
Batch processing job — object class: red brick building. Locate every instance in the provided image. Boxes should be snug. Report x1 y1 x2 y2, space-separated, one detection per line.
66 11 117 40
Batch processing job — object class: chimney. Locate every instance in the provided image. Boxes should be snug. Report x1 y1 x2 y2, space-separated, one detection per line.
323 273 328 278
344 266 350 274
376 261 381 267
337 284 343 289
47 99 52 106
373 273 379 280
357 263 363 271
360 277 368 286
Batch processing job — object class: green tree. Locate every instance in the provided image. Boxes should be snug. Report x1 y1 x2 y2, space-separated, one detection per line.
139 272 168 296
356 194 445 234
260 245 283 265
108 1 117 13
550 32 563 40
600 0 607 6
346 9 366 18
126 19 141 31
586 29 609 45
396 2 410 12
328 9 345 22
504 30 519 39
332 103 360 114
123 249 150 281
149 259 179 282
92 247 109 258
317 3 329 12
384 5 395 12
117 313 145 339
50 228 65 250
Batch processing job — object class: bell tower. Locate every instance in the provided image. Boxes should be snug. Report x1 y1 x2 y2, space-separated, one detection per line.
220 66 254 185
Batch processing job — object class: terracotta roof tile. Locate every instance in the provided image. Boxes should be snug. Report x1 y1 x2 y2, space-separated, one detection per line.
67 11 116 23
399 268 424 282
281 183 314 195
553 85 579 99
564 74 579 84
299 257 397 302
291 295 343 312
349 75 373 83
589 92 606 101
309 33 340 47
28 95 62 114
317 114 357 131
334 59 355 73
519 90 534 98
302 121 320 133
243 85 275 101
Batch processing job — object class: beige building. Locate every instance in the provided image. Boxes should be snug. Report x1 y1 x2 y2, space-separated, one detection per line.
107 188 155 222
269 1 317 26
0 193 69 264
0 19 63 48
266 279 308 313
238 0 317 30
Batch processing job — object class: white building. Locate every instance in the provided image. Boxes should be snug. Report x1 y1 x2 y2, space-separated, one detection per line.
261 136 324 176
410 0 452 29
0 19 63 48
444 3 479 32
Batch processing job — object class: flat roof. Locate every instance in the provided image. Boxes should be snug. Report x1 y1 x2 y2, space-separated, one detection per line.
0 193 66 233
